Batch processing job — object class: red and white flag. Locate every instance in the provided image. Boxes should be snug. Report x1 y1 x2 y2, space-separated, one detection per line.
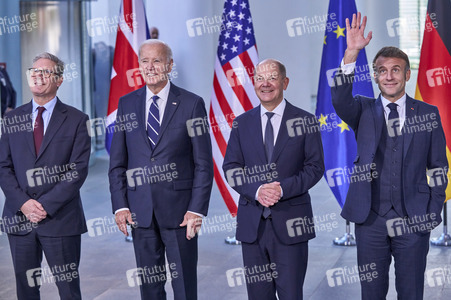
209 0 259 215
105 0 149 152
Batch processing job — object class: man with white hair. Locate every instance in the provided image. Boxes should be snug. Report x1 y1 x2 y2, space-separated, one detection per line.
109 39 213 299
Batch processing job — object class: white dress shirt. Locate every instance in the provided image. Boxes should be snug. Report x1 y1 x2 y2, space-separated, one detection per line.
260 99 286 145
32 97 57 134
255 100 286 200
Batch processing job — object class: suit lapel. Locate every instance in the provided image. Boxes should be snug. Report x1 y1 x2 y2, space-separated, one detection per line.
271 101 293 164
371 96 385 154
37 99 67 160
22 103 35 157
135 87 151 150
154 83 180 150
403 96 417 158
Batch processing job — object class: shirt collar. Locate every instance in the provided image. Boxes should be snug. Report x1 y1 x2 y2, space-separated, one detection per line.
146 80 170 103
32 96 57 112
381 93 406 109
260 99 286 117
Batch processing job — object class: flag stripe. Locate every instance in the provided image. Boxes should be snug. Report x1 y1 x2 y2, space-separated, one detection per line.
213 161 237 216
228 54 259 108
427 0 451 54
214 58 246 117
209 105 228 156
222 62 254 111
240 50 258 86
211 130 239 214
213 74 236 123
124 0 134 32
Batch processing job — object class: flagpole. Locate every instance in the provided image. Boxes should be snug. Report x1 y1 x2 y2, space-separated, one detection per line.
333 220 356 246
431 202 451 246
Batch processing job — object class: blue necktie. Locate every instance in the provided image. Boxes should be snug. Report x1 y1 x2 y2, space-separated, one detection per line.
263 112 275 219
147 95 160 149
265 112 275 162
387 103 400 139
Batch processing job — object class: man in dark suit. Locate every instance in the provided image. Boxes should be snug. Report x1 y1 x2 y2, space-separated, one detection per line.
109 39 213 300
223 59 324 299
0 52 91 299
0 66 17 116
331 13 448 300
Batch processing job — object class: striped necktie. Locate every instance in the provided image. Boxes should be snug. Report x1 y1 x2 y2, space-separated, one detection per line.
147 95 160 149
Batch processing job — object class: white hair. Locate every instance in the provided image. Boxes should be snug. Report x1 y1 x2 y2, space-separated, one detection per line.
138 39 173 62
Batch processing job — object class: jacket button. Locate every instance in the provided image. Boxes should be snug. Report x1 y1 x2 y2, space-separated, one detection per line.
32 193 37 197
151 158 155 161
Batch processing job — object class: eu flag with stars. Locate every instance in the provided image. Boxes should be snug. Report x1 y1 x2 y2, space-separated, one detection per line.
315 0 374 208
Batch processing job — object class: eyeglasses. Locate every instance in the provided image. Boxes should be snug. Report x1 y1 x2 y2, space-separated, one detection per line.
254 75 280 82
27 68 58 78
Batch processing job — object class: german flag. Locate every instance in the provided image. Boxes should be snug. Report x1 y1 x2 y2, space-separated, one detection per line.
415 0 451 201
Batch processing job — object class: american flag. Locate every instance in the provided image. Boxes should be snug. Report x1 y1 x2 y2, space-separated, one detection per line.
105 0 149 153
210 0 259 215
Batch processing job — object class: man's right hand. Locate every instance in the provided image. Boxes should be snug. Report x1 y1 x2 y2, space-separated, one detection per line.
115 210 135 236
21 199 47 223
344 12 373 64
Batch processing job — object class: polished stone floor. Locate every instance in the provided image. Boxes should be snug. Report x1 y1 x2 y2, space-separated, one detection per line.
0 152 450 299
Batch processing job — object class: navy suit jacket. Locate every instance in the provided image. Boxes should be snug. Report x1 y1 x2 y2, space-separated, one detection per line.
331 72 448 225
0 99 91 236
108 83 213 229
223 101 324 245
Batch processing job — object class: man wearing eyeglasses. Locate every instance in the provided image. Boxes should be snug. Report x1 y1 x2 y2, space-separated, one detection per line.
223 59 324 299
0 52 91 300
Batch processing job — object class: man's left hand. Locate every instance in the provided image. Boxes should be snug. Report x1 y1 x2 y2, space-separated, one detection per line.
180 212 203 240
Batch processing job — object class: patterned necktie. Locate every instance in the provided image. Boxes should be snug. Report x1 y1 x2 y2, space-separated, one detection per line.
34 106 45 155
263 112 275 219
147 95 160 149
387 103 400 139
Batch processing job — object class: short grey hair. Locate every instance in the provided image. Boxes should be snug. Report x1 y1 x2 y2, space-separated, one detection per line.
256 59 287 78
138 39 173 62
33 52 65 76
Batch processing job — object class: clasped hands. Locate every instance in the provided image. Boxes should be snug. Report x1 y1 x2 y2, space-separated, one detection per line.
257 181 282 207
21 199 47 223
